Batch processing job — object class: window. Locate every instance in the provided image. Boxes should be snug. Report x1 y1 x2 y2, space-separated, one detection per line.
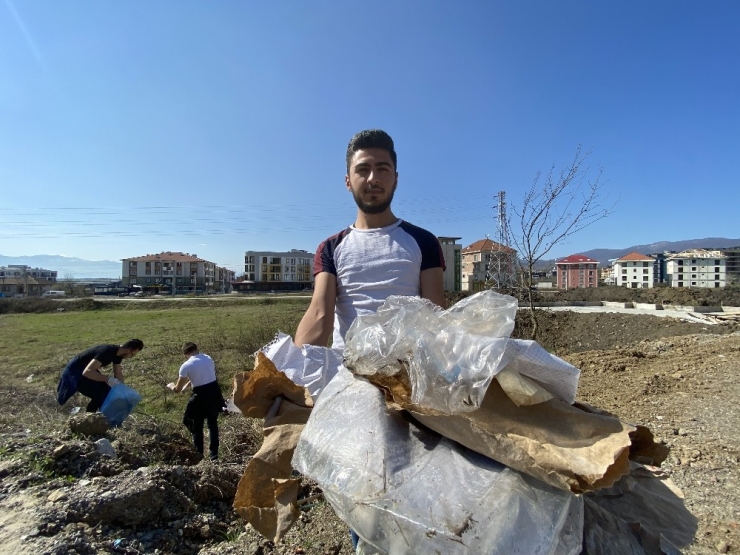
643 276 648 281
643 269 648 274
677 282 683 287
715 260 721 265
145 262 152 274
622 269 627 274
643 262 649 267
716 282 721 288
716 274 721 280
262 257 268 264
715 266 721 272
130 279 136 284
691 282 697 286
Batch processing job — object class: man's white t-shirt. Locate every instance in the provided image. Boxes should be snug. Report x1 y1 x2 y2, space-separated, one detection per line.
313 219 445 349
179 353 217 387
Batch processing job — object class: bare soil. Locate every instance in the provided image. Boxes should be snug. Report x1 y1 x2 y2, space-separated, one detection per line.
1 309 739 554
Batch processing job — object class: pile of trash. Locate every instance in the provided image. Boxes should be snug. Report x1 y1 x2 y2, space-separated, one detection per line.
232 291 697 555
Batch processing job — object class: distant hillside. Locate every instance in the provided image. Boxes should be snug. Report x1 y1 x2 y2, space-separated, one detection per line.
535 237 740 268
0 254 121 279
582 237 740 266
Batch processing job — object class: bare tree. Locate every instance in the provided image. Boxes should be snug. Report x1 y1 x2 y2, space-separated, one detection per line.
509 146 613 339
62 273 77 296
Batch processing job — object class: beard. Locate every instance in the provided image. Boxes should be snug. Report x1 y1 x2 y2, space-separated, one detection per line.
351 186 396 215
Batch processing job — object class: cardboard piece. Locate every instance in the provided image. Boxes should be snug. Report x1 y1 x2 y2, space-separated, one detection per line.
232 353 313 542
368 367 636 493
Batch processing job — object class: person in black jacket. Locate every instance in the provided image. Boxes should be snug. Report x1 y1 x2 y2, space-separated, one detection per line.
57 339 144 412
168 342 225 461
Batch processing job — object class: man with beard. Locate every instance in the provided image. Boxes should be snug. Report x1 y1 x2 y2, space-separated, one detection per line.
294 129 446 350
56 339 144 412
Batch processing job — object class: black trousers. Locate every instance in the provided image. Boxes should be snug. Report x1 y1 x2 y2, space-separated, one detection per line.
76 376 111 412
191 411 219 459
182 380 224 460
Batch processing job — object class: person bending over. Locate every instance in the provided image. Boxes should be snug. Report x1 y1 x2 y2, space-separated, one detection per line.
168 342 226 461
57 339 144 412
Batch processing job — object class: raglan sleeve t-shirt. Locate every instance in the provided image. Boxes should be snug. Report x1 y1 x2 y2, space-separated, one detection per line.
313 219 445 349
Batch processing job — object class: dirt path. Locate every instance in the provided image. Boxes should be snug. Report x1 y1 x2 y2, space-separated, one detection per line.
0 487 50 555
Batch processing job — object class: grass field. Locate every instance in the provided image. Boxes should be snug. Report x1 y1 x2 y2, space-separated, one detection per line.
0 297 310 424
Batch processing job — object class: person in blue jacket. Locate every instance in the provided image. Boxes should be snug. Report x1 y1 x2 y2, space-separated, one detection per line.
57 339 144 412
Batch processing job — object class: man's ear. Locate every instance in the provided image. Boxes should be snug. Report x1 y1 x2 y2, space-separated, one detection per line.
345 174 352 191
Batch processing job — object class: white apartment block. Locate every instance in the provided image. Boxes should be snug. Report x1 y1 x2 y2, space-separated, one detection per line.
241 249 314 291
0 265 58 297
437 236 462 292
121 252 235 294
613 252 655 288
666 250 726 288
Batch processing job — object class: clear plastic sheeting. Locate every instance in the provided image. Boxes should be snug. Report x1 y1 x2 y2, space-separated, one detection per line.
260 332 343 401
343 291 518 414
293 369 584 555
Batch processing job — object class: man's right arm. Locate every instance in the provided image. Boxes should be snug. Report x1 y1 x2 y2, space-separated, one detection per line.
81 359 107 382
294 272 337 347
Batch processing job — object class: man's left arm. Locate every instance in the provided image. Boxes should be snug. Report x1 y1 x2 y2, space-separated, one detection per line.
168 376 191 393
112 363 124 383
420 267 446 308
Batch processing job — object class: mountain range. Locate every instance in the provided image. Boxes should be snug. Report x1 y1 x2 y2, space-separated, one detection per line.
3 237 740 278
577 237 740 267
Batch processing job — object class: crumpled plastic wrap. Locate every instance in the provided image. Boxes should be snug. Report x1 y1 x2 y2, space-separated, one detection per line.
343 291 518 414
292 368 584 555
260 332 343 401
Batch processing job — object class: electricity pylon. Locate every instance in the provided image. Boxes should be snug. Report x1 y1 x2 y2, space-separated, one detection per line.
485 191 517 291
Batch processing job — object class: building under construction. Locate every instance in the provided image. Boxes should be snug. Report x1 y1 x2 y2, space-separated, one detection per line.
461 238 517 292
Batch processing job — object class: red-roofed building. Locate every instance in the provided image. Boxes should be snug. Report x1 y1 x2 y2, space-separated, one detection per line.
613 252 655 288
555 254 599 289
121 252 235 294
461 238 517 292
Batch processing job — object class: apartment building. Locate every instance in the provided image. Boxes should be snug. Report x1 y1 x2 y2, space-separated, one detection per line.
461 238 517 292
239 249 314 292
600 264 615 285
613 252 655 288
555 254 599 289
121 252 235 294
0 265 57 297
665 250 726 288
721 246 740 285
437 236 462 292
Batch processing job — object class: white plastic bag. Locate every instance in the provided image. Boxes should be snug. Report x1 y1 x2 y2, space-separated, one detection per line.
293 369 583 555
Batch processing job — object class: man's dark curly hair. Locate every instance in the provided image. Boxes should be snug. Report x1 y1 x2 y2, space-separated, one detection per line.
346 129 397 172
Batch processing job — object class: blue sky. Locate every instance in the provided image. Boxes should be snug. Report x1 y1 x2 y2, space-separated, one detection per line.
2 1 739 274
